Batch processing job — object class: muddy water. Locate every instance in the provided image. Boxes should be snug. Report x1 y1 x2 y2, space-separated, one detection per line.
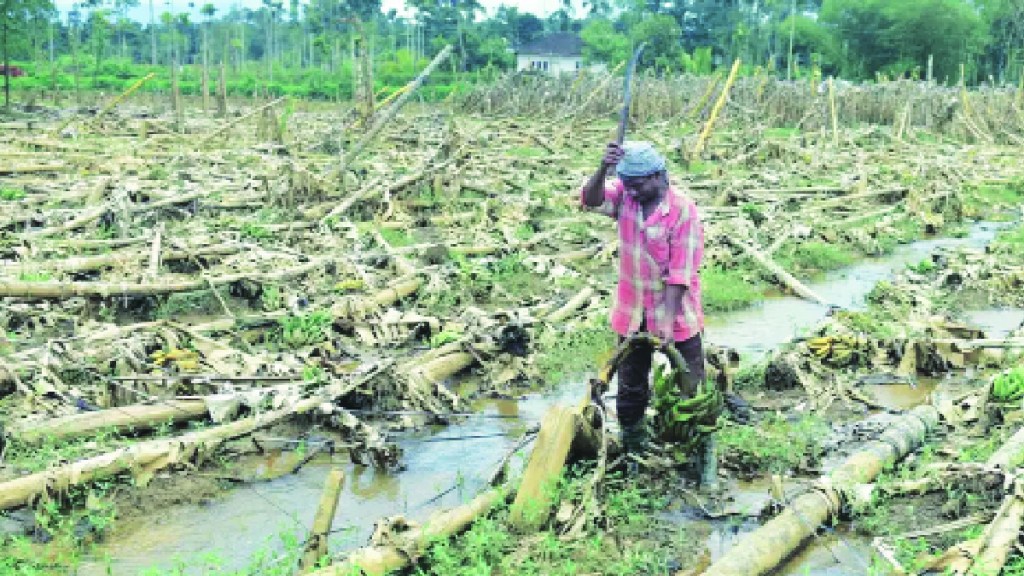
705 222 1004 359
83 222 1006 574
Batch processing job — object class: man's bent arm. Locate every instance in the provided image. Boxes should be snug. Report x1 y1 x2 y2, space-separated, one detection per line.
582 163 610 207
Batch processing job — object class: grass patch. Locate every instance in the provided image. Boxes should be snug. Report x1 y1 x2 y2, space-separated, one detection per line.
718 413 828 474
413 469 682 576
0 187 25 201
701 266 763 312
379 227 415 247
764 126 800 138
16 270 52 282
535 318 616 384
506 146 546 158
992 222 1024 254
275 310 333 348
776 241 855 274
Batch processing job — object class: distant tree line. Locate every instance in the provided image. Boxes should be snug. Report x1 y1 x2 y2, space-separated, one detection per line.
1 0 1022 106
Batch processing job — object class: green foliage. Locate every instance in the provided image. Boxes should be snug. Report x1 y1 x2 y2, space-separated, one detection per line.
414 471 673 576
276 310 333 348
701 266 763 312
777 241 854 274
430 329 463 348
992 366 1024 401
580 18 629 65
718 413 827 473
17 270 52 282
535 318 615 383
0 187 26 200
820 0 988 81
906 258 937 274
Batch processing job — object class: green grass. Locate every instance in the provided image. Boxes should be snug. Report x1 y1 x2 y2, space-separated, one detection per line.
718 413 828 473
506 146 546 158
764 126 800 138
412 470 678 576
276 310 333 348
535 317 616 384
777 241 855 274
379 227 414 247
16 270 52 282
701 266 763 312
993 223 1024 253
0 187 25 201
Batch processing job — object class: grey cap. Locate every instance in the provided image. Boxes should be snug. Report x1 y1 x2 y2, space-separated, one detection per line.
616 141 666 178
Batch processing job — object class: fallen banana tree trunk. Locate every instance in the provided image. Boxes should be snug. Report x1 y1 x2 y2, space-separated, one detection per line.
0 366 382 511
726 237 827 305
331 276 423 319
10 399 209 444
307 488 504 576
0 258 328 299
0 395 323 510
700 405 939 576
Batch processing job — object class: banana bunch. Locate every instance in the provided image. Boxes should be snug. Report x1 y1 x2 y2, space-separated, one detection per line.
150 348 200 372
992 367 1024 401
806 334 866 367
652 365 723 449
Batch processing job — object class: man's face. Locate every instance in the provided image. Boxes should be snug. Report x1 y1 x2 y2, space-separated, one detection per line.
621 172 663 203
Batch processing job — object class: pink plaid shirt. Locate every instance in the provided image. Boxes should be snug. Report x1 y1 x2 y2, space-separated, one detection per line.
581 180 704 341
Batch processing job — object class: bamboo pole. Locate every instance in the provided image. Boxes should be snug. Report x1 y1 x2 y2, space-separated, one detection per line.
51 72 156 136
691 59 741 160
11 399 209 444
301 469 346 572
700 405 939 576
337 45 453 181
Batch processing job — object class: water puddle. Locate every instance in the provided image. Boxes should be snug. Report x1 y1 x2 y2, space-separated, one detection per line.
706 222 1002 359
963 308 1024 339
864 379 938 410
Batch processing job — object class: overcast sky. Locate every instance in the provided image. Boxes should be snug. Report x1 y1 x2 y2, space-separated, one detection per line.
50 0 575 22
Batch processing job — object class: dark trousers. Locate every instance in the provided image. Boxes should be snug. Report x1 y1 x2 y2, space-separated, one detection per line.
617 329 705 427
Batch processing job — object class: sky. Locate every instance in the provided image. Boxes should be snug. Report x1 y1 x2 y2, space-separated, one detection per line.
50 0 575 22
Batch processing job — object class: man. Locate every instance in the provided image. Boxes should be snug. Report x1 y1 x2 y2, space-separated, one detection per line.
580 141 706 454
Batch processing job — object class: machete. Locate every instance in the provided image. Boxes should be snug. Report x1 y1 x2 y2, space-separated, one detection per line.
616 42 647 145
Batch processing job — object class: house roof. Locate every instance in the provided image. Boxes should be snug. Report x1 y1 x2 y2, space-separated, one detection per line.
517 33 583 58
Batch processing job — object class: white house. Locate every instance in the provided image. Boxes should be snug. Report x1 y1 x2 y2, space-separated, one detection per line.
515 32 605 75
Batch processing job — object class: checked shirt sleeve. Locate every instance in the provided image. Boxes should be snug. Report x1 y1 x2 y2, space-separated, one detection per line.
665 199 703 286
579 180 624 219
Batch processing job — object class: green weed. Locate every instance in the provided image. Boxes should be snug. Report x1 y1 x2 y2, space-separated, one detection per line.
379 227 414 247
0 187 25 201
17 270 52 282
535 318 616 384
777 241 854 274
906 258 936 274
718 413 827 473
241 223 272 240
701 266 763 312
261 284 283 311
506 146 545 158
276 310 333 348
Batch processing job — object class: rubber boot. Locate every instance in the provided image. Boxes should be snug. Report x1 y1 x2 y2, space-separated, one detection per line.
620 422 648 454
698 434 719 490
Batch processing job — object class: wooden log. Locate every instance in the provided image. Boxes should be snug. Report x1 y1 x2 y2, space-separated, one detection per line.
726 238 827 305
308 489 503 576
10 399 209 444
700 405 938 576
330 276 422 319
0 244 239 275
301 469 346 573
973 488 1024 575
509 404 580 531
